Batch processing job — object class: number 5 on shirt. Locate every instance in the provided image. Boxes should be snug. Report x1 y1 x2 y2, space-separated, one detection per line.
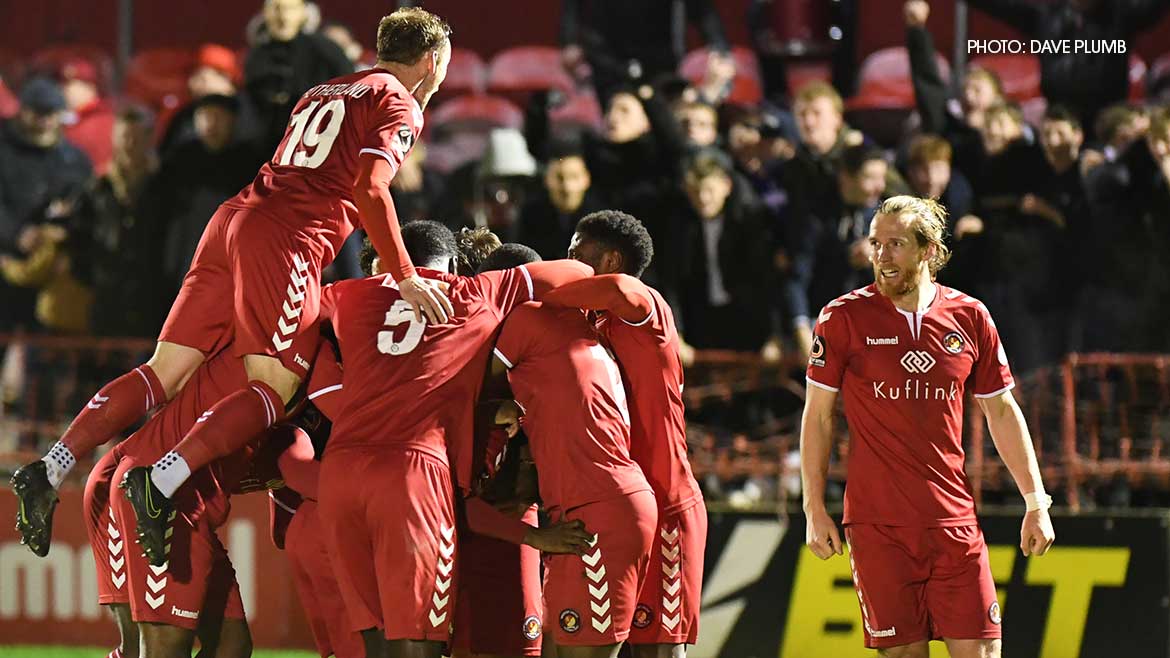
378 299 426 355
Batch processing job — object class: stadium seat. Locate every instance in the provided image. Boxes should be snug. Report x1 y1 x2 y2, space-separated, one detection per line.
29 44 114 91
428 93 524 133
549 87 604 132
124 47 197 109
0 77 17 118
434 47 486 102
678 46 764 106
970 54 1041 101
486 45 574 101
786 60 832 98
847 46 950 111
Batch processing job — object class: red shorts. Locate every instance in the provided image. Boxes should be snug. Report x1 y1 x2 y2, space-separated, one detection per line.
159 204 326 378
452 506 543 657
85 447 128 606
319 448 457 642
628 500 707 645
112 456 246 631
845 524 1001 649
545 491 657 647
286 500 365 658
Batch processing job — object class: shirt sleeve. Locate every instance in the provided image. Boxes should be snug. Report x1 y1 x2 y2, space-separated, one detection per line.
971 304 1016 398
306 342 345 422
471 267 534 319
494 303 542 369
805 304 851 392
361 87 423 178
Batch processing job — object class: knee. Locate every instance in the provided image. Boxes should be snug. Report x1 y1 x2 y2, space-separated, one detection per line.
982 639 1002 658
243 355 302 405
222 632 253 658
148 343 205 400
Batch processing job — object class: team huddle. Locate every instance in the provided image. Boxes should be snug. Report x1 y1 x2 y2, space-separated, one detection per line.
9 6 1056 658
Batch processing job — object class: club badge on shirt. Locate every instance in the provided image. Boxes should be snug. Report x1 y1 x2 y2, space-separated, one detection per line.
942 331 965 354
393 123 414 157
809 335 827 368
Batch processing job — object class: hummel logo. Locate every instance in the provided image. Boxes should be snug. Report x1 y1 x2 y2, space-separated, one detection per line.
900 351 936 374
866 336 899 346
171 605 199 620
293 353 309 370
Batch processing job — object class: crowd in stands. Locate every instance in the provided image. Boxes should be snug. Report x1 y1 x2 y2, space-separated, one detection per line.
3 0 1170 505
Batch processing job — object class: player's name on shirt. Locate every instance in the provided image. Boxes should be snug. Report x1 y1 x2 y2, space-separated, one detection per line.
305 81 373 99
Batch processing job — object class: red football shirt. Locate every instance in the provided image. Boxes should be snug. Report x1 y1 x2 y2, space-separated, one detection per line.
324 267 534 490
806 283 1014 527
595 283 701 514
227 69 423 263
494 302 651 513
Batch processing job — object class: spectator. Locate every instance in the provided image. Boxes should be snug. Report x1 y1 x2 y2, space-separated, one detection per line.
57 58 116 174
158 44 240 156
242 0 352 153
515 142 603 260
676 100 720 148
655 149 773 354
783 82 869 220
966 0 1170 129
905 0 1006 178
785 144 891 356
0 78 92 330
73 106 168 337
0 223 92 333
154 94 263 293
727 105 797 221
560 0 731 103
903 134 976 233
320 20 373 70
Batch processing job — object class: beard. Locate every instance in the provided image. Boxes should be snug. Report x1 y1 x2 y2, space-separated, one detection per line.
874 266 920 298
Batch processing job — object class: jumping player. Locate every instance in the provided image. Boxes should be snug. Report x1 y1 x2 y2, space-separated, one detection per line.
13 7 454 559
800 196 1055 658
543 210 707 657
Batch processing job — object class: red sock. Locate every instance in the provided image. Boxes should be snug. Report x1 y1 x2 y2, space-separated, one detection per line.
60 365 166 458
108 648 123 658
174 381 286 473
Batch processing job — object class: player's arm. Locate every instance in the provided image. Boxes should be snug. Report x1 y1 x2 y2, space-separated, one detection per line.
540 274 654 324
524 259 595 298
353 154 453 324
978 390 1055 557
800 382 844 559
276 427 320 500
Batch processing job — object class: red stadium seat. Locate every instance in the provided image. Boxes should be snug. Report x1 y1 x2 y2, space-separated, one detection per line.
428 94 524 133
435 47 486 101
678 46 764 106
970 54 1041 101
550 87 604 132
487 46 574 101
125 47 197 109
0 77 17 118
786 61 832 98
29 44 114 91
847 46 950 111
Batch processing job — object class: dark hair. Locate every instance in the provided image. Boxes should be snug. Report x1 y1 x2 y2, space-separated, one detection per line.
684 148 734 181
376 7 451 65
193 93 240 114
574 210 654 277
478 243 541 272
359 221 457 275
839 143 886 175
546 136 585 162
1043 104 1082 132
115 104 155 131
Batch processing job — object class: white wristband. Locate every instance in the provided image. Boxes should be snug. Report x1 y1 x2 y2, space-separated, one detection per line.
1023 491 1052 512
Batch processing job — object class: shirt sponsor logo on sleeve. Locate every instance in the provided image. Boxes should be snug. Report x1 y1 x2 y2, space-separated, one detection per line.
393 123 414 156
865 336 899 346
942 332 965 354
809 335 826 367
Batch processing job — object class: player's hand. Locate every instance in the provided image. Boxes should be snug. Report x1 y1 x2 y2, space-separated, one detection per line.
399 275 454 325
904 0 930 27
955 214 985 239
1020 508 1055 557
524 519 594 555
805 507 844 560
494 400 522 438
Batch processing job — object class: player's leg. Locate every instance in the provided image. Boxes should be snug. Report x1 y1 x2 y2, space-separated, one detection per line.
109 603 140 658
195 618 253 658
631 645 685 658
843 524 933 653
943 639 1001 658
927 526 1003 658
875 642 930 658
384 639 445 658
138 621 196 657
547 491 657 658
10 207 236 555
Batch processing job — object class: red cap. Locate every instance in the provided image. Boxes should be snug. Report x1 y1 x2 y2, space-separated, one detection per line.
194 44 239 82
58 58 98 85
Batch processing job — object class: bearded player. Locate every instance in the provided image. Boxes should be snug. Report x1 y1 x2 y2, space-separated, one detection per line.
541 211 706 657
800 196 1055 658
13 7 455 561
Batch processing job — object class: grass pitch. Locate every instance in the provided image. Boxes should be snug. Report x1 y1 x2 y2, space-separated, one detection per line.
1 648 318 658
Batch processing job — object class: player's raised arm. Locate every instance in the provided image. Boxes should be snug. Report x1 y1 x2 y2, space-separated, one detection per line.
800 382 844 559
541 274 654 324
523 259 595 298
977 390 1055 557
352 154 452 324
